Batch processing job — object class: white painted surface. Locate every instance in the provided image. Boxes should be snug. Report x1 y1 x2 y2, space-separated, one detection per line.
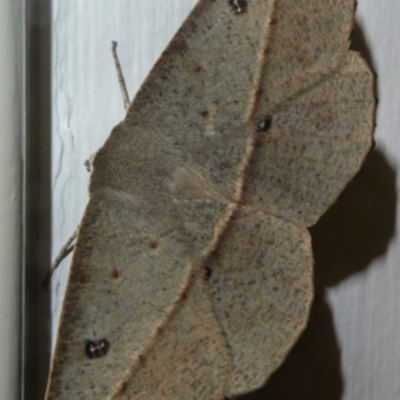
0 0 22 399
51 1 400 399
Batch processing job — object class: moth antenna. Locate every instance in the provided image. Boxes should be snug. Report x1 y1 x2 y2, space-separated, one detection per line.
111 41 131 112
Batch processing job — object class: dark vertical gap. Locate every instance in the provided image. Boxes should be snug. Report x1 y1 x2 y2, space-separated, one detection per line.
23 0 52 399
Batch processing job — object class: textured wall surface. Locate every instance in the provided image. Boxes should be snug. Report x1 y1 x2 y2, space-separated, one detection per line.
51 1 400 399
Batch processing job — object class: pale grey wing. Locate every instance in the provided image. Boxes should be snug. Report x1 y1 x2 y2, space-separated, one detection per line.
121 0 275 198
110 278 231 400
247 52 375 226
45 194 193 400
85 0 277 277
258 0 356 109
205 207 313 397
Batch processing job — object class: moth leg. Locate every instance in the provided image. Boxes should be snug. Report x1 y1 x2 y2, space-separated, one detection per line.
45 153 93 286
42 227 78 288
82 152 97 173
45 156 95 285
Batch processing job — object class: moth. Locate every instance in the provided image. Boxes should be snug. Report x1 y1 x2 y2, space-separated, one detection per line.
46 0 375 399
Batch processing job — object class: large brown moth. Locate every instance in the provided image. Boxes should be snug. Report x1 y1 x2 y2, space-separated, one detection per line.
46 0 375 399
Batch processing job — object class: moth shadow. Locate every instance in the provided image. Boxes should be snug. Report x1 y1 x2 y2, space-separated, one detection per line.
236 149 396 400
350 21 376 76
